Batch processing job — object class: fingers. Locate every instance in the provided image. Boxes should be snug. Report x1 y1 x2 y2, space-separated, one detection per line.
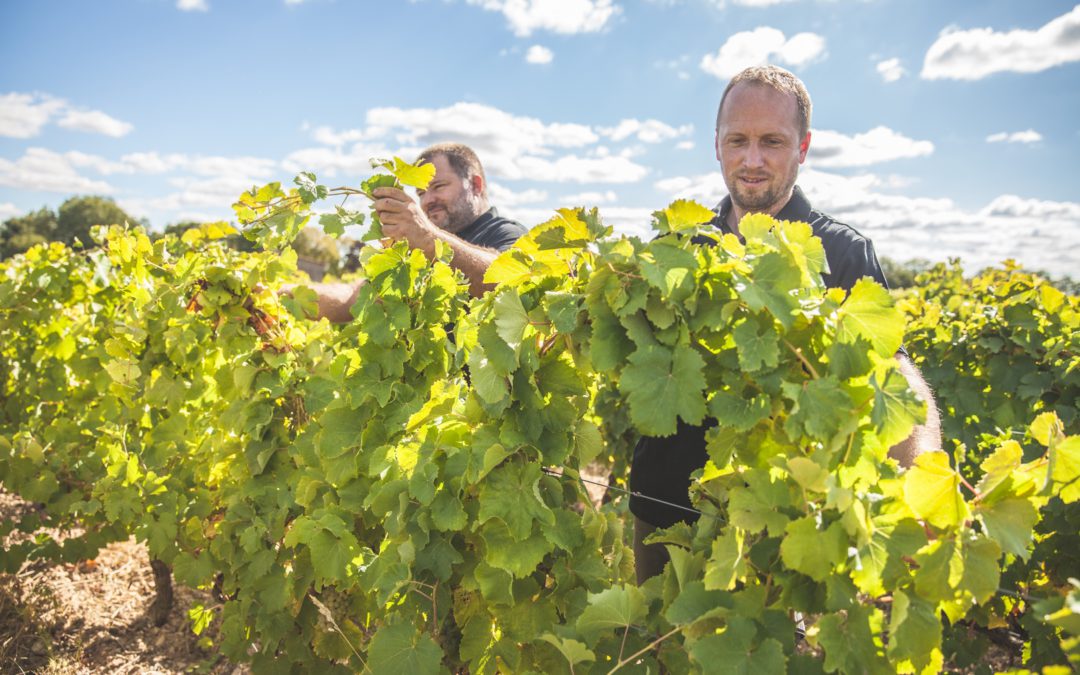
370 186 408 201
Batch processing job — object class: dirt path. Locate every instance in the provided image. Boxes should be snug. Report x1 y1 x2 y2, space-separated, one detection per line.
0 490 238 674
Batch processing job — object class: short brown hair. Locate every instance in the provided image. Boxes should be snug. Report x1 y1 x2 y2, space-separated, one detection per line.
416 142 486 187
716 65 812 138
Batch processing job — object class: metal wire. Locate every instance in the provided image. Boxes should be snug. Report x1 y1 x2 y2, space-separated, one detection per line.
541 467 720 520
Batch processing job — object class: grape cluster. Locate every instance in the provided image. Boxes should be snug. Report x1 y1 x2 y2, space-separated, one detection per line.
313 587 349 635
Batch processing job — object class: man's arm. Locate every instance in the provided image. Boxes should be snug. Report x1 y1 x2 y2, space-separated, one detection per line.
282 280 364 324
888 352 942 467
372 187 500 298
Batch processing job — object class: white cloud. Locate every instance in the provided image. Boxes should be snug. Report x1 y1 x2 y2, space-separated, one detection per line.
922 5 1080 80
654 172 727 206
177 0 209 11
599 119 693 143
979 194 1080 220
986 129 1043 144
120 152 189 173
466 0 620 36
525 45 554 64
0 93 66 138
0 202 21 220
487 182 549 206
0 92 133 139
282 144 389 179
365 102 613 180
876 57 905 83
57 109 134 138
676 140 695 150
186 155 278 178
560 189 617 204
308 124 382 146
807 126 934 168
516 154 648 183
0 148 115 194
700 27 826 80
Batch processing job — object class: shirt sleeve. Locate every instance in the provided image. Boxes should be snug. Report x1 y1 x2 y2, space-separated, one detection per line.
827 235 890 292
487 222 528 252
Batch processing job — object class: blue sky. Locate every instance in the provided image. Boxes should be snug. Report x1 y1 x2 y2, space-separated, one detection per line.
1 0 1078 276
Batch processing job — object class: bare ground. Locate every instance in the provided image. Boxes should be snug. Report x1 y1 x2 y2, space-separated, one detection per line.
0 490 239 675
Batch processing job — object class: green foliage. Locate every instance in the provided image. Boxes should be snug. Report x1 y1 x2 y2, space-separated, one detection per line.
57 195 140 249
898 259 1080 666
1 167 1076 673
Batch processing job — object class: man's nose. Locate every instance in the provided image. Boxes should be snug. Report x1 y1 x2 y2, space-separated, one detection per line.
744 142 765 167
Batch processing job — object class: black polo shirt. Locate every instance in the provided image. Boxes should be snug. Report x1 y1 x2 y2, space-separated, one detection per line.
629 185 891 528
456 207 527 252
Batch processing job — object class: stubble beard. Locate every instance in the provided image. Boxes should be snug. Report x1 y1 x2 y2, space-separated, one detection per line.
430 194 484 234
729 172 796 216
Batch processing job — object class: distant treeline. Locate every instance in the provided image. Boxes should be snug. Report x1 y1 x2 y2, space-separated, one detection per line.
0 195 360 277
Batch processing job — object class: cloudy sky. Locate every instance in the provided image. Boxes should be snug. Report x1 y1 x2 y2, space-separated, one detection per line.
2 0 1078 276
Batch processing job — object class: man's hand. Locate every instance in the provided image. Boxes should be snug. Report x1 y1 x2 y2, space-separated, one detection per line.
372 186 436 255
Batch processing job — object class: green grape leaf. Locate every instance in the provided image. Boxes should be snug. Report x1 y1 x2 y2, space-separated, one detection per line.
835 278 904 356
576 584 646 639
903 451 971 530
638 241 697 299
319 205 364 238
653 199 716 234
367 622 443 675
886 591 943 674
282 514 361 584
492 291 529 353
688 617 786 674
666 580 731 625
734 252 802 328
1050 435 1080 503
619 343 706 437
815 606 889 675
481 520 552 578
317 407 364 459
708 391 771 432
977 497 1037 559
477 462 555 541
389 156 436 189
704 529 747 591
870 365 925 451
975 440 1023 498
361 173 399 198
732 318 779 372
539 634 595 668
294 171 328 203
781 517 848 581
786 376 853 442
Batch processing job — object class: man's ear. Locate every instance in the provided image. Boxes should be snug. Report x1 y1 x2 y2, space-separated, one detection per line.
714 130 722 162
798 131 811 163
470 173 485 197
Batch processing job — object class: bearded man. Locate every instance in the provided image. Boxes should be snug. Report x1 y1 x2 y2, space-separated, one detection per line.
301 142 526 322
631 65 942 583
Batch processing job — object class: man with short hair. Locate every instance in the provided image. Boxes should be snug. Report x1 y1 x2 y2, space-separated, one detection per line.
631 65 942 583
300 142 526 322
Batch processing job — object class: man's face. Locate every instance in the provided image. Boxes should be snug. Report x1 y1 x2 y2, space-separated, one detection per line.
715 82 810 217
417 154 484 233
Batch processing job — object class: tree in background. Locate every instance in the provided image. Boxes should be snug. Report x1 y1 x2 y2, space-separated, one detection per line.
0 207 58 259
291 226 341 276
879 256 934 289
0 196 140 259
56 196 140 249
